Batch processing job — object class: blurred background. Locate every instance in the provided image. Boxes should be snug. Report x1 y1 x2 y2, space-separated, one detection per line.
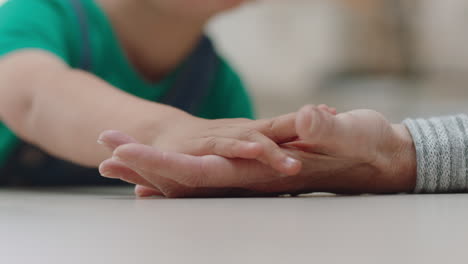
208 0 468 122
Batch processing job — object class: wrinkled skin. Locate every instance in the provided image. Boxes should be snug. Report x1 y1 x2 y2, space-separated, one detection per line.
99 105 416 198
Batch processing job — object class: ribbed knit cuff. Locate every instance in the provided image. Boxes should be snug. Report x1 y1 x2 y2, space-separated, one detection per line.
403 115 468 193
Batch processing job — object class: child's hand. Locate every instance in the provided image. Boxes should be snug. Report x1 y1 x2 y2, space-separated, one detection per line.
153 105 336 176
149 113 302 176
151 106 330 176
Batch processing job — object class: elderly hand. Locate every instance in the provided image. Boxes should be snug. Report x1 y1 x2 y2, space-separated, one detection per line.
98 105 417 197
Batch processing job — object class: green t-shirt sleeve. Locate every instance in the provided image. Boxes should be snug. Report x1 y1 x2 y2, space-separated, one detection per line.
198 57 255 120
0 0 71 62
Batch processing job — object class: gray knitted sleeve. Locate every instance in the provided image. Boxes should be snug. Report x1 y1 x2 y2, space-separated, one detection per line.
403 115 468 193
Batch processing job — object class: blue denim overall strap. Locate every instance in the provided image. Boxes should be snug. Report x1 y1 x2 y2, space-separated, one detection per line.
160 35 219 114
70 0 92 71
70 0 219 113
1 0 219 185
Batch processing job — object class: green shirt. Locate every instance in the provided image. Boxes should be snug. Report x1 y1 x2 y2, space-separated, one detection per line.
0 0 254 167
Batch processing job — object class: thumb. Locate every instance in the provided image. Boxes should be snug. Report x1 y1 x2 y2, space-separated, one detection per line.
258 105 337 143
294 105 353 155
257 113 298 143
97 130 139 152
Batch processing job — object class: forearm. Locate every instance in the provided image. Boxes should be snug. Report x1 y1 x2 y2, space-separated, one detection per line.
403 115 468 193
0 51 191 167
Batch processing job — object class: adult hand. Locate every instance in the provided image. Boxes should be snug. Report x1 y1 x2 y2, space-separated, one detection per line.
152 113 300 176
98 130 284 197
98 105 417 197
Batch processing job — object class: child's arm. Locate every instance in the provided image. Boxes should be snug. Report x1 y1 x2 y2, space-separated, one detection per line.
0 50 187 167
0 50 301 174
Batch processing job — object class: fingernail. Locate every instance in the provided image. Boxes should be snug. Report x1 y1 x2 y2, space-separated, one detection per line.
97 139 104 145
283 157 299 169
100 171 110 178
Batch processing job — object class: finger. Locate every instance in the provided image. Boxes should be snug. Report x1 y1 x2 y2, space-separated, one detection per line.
248 113 306 175
242 131 302 176
209 114 301 174
114 143 213 189
98 130 138 152
200 136 301 175
99 158 159 190
135 185 164 197
114 143 281 188
253 113 298 143
201 137 264 159
108 144 197 198
318 104 337 115
192 132 301 175
297 105 331 142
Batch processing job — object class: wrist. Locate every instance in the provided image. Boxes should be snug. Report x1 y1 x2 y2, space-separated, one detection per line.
150 108 200 146
390 123 417 193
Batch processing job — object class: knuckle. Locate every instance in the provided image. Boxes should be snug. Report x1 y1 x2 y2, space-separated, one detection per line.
265 119 276 133
240 129 259 140
225 140 241 157
204 137 218 151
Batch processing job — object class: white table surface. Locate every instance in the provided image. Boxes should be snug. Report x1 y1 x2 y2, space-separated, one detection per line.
1 187 467 264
